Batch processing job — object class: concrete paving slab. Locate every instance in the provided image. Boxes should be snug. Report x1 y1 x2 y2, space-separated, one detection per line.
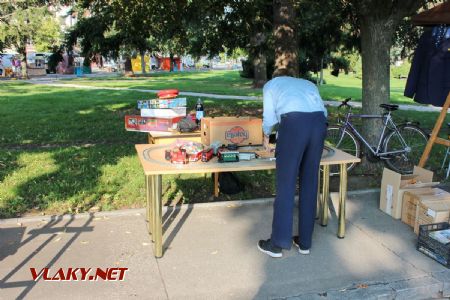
0 191 448 300
322 283 396 300
0 214 166 300
341 192 448 274
388 276 442 299
433 270 450 297
155 193 446 299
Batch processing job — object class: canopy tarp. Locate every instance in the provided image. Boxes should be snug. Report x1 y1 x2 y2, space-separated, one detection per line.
412 2 450 26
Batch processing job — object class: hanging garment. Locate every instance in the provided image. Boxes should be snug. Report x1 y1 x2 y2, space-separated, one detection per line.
404 26 450 107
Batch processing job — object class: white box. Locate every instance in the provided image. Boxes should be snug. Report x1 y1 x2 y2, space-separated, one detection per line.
140 107 187 118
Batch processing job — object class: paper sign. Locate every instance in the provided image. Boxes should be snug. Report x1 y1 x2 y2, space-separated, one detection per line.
427 209 437 218
386 184 393 215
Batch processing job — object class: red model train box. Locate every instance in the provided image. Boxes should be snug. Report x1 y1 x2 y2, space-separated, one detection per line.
201 116 262 146
125 115 182 132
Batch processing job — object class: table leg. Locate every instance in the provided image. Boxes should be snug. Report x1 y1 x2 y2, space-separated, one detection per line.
214 172 219 197
316 169 321 220
146 175 153 236
152 175 163 257
338 163 347 238
320 165 330 226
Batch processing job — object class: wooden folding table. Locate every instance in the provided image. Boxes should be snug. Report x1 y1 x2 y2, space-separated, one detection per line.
135 144 360 257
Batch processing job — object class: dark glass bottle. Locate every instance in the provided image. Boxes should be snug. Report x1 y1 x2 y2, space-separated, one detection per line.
195 98 204 125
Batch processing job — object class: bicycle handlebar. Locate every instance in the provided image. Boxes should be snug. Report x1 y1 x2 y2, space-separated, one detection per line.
338 98 352 109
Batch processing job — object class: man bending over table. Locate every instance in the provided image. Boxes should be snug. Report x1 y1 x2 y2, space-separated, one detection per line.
257 74 328 258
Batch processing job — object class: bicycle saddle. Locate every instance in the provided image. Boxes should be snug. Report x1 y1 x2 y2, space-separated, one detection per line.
379 104 399 111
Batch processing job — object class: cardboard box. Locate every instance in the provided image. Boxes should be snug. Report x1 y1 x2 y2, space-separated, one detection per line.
140 107 186 118
137 98 187 109
402 187 436 227
125 115 182 132
201 117 263 146
379 167 437 219
414 197 450 234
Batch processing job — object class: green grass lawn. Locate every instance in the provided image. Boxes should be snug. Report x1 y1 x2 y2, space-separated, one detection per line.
61 70 259 96
0 70 448 218
318 73 415 104
0 81 269 218
62 69 418 105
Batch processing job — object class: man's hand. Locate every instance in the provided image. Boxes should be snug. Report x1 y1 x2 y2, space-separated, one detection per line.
263 135 275 153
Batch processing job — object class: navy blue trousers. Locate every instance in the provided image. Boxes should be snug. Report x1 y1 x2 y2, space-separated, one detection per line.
271 111 327 250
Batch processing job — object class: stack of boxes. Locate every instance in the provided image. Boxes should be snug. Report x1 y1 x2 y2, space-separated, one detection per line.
380 167 450 266
125 91 188 132
415 195 450 234
380 166 450 232
401 188 450 233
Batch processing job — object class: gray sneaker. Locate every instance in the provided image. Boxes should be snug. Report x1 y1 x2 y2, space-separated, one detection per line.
257 239 282 258
292 236 310 255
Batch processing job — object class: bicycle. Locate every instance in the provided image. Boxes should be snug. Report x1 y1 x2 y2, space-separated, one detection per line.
326 98 429 175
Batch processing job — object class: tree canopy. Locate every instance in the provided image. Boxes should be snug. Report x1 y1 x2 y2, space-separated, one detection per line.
0 1 61 56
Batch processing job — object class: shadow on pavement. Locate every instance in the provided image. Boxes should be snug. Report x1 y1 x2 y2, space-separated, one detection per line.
162 204 194 252
0 215 94 300
251 192 447 299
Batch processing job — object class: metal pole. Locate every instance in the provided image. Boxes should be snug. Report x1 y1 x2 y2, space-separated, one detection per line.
316 169 321 220
149 175 153 236
320 165 330 226
153 175 163 257
338 164 347 238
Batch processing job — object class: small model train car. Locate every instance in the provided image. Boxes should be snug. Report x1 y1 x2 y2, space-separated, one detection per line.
218 150 240 163
201 148 214 162
170 148 188 164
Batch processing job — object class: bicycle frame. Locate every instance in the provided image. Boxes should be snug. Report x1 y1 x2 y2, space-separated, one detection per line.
337 111 411 158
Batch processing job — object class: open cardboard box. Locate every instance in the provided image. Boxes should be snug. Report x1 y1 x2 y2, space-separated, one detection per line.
379 166 439 219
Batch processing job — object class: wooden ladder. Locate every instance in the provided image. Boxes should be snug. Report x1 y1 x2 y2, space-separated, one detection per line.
418 92 450 168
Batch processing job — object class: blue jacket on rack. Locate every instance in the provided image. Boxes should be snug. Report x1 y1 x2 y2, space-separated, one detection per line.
404 27 450 107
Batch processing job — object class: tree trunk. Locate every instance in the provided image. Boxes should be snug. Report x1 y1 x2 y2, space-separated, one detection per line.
319 57 324 85
22 54 28 79
352 0 427 174
253 50 267 88
140 50 146 74
359 16 395 173
249 30 267 87
360 17 395 143
169 53 174 72
273 0 298 77
124 57 134 76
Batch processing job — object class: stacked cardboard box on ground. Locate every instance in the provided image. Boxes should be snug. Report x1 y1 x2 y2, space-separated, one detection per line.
401 187 438 227
402 188 450 233
380 166 450 235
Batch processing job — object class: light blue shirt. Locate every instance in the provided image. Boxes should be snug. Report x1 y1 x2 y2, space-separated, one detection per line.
262 76 327 135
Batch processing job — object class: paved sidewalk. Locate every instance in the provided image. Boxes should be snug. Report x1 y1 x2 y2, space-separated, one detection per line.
1 191 449 300
23 78 445 112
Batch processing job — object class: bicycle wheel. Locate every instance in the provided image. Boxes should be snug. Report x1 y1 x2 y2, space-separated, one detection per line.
325 125 361 176
383 125 428 174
